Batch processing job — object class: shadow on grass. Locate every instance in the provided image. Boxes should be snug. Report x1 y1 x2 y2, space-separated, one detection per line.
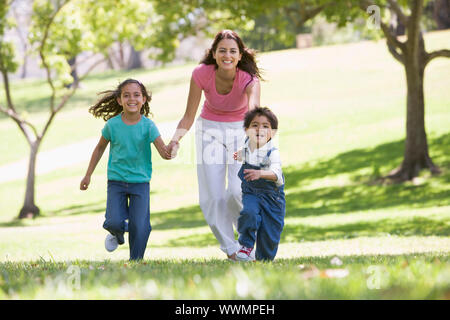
3 134 448 251
284 133 450 218
45 200 107 217
151 205 206 230
0 200 107 227
284 132 450 189
281 216 450 243
156 133 450 247
160 215 450 248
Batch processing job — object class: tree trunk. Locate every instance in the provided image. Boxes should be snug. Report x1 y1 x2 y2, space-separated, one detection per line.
127 46 143 70
389 35 440 181
66 57 79 88
18 140 40 219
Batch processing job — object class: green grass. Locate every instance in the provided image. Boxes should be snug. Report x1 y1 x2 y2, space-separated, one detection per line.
1 254 449 299
0 30 449 299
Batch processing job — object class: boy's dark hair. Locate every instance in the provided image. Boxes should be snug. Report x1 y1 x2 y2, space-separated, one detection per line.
89 79 152 121
244 107 278 129
200 29 263 80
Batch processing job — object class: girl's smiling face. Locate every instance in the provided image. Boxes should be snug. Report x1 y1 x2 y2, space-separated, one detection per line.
117 83 146 114
213 38 242 71
245 115 274 148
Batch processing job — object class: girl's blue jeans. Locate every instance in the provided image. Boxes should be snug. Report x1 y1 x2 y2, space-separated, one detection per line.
103 180 151 260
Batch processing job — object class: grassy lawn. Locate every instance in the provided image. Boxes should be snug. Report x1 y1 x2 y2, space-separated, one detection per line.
0 30 449 299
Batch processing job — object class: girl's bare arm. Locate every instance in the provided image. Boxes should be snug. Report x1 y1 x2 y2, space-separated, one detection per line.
153 136 172 160
80 136 109 190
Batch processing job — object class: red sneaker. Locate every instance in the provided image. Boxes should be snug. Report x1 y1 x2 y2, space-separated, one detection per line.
236 246 254 261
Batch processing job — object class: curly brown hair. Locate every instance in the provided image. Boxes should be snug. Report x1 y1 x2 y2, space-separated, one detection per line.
200 30 263 80
89 79 152 121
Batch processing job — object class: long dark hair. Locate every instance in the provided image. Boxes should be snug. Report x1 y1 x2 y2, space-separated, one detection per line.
89 79 152 121
200 30 263 80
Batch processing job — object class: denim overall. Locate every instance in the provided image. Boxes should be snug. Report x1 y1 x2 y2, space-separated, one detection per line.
237 146 286 261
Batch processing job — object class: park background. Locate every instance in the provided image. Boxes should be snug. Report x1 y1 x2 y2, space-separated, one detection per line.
0 0 449 299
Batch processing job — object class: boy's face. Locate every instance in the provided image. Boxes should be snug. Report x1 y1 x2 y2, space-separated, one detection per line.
245 115 274 148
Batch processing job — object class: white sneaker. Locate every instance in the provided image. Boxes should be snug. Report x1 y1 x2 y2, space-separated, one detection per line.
105 233 118 252
236 246 254 262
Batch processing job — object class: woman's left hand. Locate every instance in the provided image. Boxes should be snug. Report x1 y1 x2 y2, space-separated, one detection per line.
243 169 261 181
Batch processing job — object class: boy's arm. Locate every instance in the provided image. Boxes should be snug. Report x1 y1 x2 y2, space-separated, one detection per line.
243 169 277 182
153 135 173 160
243 149 283 185
80 136 109 190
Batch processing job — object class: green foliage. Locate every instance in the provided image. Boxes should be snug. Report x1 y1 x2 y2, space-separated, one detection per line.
238 11 299 52
80 0 155 53
28 0 76 88
0 0 18 73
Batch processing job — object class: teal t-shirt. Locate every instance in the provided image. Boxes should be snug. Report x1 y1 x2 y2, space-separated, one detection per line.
101 114 160 183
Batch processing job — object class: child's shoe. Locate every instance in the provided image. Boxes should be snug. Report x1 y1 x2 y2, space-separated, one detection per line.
236 246 254 262
105 233 119 252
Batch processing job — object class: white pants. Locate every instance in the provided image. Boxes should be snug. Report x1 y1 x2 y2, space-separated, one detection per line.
195 117 245 256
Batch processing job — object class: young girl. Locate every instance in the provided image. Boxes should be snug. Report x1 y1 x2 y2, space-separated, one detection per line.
80 79 174 261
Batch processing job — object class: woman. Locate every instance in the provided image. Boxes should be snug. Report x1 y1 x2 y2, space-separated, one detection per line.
168 30 262 260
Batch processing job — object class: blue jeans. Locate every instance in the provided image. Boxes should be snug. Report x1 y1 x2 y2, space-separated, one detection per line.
238 192 285 261
103 180 151 260
237 162 286 261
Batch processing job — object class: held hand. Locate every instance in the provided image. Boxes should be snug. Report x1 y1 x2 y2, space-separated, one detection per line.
80 176 91 190
233 149 242 161
168 140 180 159
243 169 261 182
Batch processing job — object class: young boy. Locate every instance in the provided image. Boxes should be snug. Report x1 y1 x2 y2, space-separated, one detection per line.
233 107 286 262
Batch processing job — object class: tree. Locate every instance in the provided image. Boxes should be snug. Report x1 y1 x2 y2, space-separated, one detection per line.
346 0 450 181
0 0 196 219
223 0 450 181
0 0 105 218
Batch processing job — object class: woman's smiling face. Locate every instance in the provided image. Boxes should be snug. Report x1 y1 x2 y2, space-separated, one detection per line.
213 38 242 71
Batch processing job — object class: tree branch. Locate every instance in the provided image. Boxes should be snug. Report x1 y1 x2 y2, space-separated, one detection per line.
359 0 406 64
0 64 38 142
0 104 38 141
0 65 16 112
380 21 406 64
40 56 107 139
387 0 408 26
38 0 70 112
283 4 326 29
77 57 107 82
425 49 450 65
